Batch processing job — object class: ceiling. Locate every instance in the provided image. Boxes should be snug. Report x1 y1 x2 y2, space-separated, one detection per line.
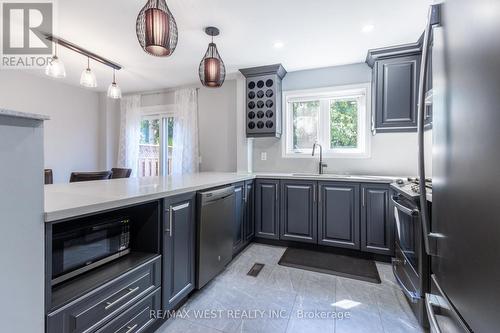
32 0 433 93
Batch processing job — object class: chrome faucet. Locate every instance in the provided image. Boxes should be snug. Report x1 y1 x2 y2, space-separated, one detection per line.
312 142 328 174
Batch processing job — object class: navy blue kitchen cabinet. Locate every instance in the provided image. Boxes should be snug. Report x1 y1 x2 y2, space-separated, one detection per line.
367 42 422 133
374 55 421 132
318 182 360 250
163 192 195 310
361 184 394 255
233 182 245 253
233 180 255 255
280 180 317 243
255 179 280 239
244 180 255 241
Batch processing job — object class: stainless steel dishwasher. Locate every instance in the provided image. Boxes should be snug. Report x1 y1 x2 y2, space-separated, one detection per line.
196 186 235 289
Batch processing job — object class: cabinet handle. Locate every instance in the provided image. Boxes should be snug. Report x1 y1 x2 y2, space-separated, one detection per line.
167 202 190 237
313 184 316 203
105 287 140 310
122 324 138 333
166 206 173 237
169 207 173 237
244 186 248 203
362 189 365 207
318 186 321 203
275 185 278 202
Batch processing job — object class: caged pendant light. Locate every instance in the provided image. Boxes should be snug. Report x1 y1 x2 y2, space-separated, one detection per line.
199 27 226 88
136 0 178 57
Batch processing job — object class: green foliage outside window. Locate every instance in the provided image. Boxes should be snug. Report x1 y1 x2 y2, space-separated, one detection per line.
330 100 358 148
140 119 160 145
292 101 319 149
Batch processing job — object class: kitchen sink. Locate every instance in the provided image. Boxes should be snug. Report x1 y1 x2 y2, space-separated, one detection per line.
291 173 353 178
290 173 389 181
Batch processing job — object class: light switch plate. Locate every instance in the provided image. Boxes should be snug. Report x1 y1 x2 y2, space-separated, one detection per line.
261 152 267 161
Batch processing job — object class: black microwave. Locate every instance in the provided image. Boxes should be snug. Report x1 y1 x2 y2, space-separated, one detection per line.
52 217 131 285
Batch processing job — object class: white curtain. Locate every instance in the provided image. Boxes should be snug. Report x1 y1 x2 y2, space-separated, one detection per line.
172 88 199 175
117 95 141 177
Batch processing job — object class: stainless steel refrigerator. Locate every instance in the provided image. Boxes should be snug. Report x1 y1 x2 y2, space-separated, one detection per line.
417 1 500 332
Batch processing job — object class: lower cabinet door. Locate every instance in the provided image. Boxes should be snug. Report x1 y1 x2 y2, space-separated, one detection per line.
280 180 317 243
232 182 245 254
255 179 280 239
244 180 255 241
95 288 161 333
318 182 360 249
163 193 195 311
361 184 394 255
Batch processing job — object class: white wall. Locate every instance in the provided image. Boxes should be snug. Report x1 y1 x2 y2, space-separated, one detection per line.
251 63 430 177
198 80 237 172
0 71 101 183
99 94 120 170
126 81 238 173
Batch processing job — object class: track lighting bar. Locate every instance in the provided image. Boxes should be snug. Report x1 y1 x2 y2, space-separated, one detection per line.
44 33 123 71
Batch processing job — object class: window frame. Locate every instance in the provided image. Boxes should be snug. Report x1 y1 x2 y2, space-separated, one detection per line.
282 83 371 159
140 104 177 176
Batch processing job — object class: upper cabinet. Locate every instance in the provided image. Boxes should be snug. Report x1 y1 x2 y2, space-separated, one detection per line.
366 41 423 133
239 64 287 138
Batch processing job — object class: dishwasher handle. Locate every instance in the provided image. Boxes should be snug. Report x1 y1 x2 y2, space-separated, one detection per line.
199 186 235 204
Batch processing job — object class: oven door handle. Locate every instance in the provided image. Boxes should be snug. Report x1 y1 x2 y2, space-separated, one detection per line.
392 259 421 303
391 195 419 217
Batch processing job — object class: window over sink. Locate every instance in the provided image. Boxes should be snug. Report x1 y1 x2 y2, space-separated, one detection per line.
283 83 370 158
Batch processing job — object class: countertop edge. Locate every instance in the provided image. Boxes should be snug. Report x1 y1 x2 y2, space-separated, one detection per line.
44 175 256 222
44 173 401 223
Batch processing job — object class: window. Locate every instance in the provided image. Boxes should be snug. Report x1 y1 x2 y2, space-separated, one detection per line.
138 105 176 177
283 84 370 158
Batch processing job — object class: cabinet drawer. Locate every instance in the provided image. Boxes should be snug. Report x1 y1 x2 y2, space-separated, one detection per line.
48 256 161 333
96 288 161 333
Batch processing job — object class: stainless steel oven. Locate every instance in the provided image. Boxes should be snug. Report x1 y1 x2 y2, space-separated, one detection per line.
393 194 420 276
391 186 430 327
52 217 131 285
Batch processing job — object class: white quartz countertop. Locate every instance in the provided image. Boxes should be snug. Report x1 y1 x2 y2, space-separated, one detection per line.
45 173 254 222
0 108 49 121
44 172 399 222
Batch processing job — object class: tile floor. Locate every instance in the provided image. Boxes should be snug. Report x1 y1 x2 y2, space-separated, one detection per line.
157 243 424 333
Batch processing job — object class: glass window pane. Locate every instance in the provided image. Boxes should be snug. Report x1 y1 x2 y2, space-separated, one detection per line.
167 117 174 175
330 99 358 149
292 101 319 150
138 118 160 177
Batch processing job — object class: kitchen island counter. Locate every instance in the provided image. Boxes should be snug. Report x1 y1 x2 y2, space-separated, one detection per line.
45 172 400 222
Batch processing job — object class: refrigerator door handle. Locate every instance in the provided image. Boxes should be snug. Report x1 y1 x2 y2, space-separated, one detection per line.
426 274 472 333
425 293 443 333
417 4 441 257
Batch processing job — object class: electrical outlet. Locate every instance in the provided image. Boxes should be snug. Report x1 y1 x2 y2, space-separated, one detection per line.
261 152 267 161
